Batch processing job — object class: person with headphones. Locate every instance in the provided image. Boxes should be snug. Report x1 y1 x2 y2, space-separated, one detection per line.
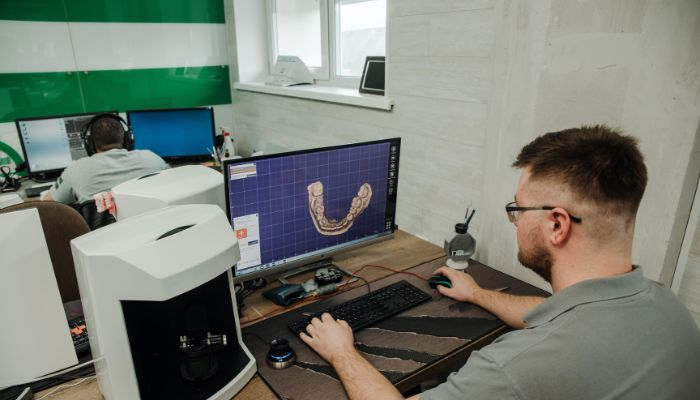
42 113 168 204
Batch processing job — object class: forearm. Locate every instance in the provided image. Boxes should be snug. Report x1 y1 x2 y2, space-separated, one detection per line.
331 349 404 400
471 290 545 328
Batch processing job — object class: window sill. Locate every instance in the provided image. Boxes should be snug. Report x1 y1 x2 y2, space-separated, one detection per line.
233 82 393 111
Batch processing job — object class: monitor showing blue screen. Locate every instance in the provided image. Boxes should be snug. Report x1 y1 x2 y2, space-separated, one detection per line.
224 138 400 280
127 107 215 162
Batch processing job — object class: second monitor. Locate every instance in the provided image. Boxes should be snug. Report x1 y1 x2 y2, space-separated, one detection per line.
224 138 401 281
127 107 215 163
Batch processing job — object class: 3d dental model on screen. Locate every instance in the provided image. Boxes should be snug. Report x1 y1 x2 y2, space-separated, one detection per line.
307 181 373 236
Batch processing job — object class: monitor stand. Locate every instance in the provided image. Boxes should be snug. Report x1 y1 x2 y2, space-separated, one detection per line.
277 258 344 285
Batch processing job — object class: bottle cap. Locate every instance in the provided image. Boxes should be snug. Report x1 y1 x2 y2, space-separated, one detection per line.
454 223 467 234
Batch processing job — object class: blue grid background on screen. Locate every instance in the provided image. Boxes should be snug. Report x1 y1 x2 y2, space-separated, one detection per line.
228 142 390 266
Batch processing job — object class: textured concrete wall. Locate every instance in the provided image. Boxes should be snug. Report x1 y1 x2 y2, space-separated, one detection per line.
679 215 700 328
228 0 700 290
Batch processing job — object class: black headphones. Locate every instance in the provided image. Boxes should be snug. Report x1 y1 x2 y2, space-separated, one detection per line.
81 113 134 156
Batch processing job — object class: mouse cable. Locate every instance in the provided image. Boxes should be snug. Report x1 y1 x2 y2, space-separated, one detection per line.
354 264 429 282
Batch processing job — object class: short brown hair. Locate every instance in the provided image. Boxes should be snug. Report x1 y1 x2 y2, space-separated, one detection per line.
513 125 647 215
91 117 124 151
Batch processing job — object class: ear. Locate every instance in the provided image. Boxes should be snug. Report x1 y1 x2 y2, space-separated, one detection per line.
545 207 573 246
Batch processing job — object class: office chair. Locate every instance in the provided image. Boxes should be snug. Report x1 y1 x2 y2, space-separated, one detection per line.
0 201 89 303
75 200 116 230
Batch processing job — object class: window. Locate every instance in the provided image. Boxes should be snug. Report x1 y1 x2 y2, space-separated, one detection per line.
268 0 386 86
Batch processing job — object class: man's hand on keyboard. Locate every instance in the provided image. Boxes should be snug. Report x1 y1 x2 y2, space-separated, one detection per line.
432 266 483 303
300 313 355 364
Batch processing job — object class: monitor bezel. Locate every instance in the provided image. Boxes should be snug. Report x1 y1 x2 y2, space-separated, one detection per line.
223 137 401 282
126 106 216 164
14 110 118 179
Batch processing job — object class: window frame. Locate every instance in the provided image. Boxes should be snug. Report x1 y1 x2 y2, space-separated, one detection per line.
266 0 384 88
266 0 330 80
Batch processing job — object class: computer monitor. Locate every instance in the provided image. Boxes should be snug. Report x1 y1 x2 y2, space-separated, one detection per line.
224 138 400 281
15 111 118 179
127 107 215 163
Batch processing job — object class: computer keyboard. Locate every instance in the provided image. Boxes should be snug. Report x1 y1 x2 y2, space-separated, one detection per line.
24 183 54 197
287 280 431 336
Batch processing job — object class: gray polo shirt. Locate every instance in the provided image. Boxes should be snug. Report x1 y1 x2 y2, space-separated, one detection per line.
421 267 700 400
50 149 168 204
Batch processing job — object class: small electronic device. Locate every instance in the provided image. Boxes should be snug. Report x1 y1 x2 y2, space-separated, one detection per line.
359 56 385 95
263 284 307 307
266 55 314 87
126 107 216 163
287 280 431 336
314 267 343 285
15 111 118 179
111 165 225 220
224 138 401 281
266 338 296 369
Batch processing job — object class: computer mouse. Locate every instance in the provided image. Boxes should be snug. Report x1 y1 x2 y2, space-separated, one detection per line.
266 338 296 369
428 274 452 289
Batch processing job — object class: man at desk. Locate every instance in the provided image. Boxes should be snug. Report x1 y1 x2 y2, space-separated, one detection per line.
42 114 168 204
300 125 700 399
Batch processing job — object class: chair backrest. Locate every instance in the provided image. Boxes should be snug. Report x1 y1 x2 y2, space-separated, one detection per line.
75 200 116 230
0 201 90 303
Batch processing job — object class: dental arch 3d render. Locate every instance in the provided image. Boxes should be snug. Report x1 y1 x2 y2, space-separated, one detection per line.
307 181 372 235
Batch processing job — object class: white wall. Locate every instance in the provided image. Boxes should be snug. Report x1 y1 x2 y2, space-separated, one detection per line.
227 0 700 290
678 210 700 328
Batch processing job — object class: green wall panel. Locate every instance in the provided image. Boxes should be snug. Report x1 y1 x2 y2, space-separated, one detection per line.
1 0 224 23
0 72 84 123
80 66 231 113
0 0 67 22
0 66 231 123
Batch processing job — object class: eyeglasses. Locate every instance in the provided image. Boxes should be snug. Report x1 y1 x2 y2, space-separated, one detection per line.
505 201 582 224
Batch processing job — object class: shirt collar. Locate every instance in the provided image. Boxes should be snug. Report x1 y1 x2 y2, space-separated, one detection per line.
523 266 650 327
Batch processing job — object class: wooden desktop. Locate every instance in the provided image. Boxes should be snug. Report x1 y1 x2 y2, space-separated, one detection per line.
35 230 546 399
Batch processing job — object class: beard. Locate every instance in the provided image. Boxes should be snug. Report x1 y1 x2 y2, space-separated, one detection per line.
517 232 553 283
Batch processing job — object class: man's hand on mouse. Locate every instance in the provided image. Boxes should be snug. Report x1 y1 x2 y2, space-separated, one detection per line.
432 266 483 303
300 313 356 364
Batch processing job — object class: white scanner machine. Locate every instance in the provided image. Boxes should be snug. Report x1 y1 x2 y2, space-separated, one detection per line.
71 204 255 399
112 165 224 220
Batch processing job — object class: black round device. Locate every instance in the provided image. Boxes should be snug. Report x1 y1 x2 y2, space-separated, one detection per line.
266 338 296 369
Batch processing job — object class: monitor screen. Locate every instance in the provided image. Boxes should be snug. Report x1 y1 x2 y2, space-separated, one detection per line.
224 138 400 280
15 111 117 178
127 107 215 162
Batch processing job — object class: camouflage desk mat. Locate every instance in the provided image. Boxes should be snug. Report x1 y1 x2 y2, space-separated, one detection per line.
242 258 548 400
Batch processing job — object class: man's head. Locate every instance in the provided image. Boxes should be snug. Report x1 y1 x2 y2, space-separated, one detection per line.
511 125 647 282
90 116 126 153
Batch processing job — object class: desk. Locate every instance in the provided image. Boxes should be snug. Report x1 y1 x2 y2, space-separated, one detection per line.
35 231 545 399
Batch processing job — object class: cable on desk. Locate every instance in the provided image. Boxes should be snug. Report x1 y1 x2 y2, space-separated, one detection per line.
36 376 95 400
241 277 371 326
354 264 430 282
0 359 97 399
